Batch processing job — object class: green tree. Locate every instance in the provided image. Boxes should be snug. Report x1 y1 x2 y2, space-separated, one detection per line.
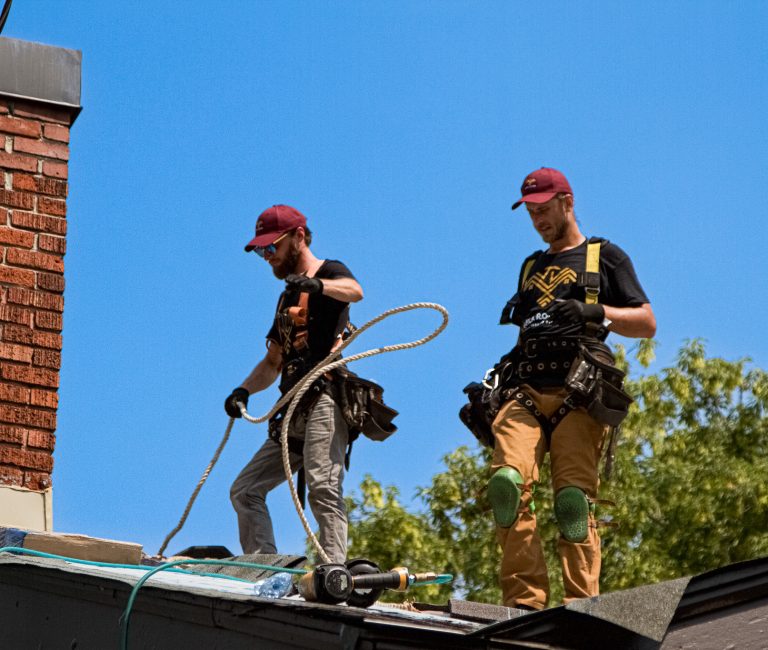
344 341 768 605
602 340 768 590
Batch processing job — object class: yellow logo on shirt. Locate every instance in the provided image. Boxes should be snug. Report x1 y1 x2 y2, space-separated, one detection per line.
524 266 577 307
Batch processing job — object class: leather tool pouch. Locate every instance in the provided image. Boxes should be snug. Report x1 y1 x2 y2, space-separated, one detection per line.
336 369 398 442
565 345 633 426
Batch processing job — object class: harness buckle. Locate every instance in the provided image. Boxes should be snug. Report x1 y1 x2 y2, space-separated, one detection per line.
517 362 534 380
523 338 539 358
562 392 581 410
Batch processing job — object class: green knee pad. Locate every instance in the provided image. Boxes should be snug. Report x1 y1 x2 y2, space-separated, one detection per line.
487 467 524 528
554 486 591 542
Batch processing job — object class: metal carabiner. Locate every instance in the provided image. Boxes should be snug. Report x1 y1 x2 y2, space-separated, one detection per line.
482 368 499 390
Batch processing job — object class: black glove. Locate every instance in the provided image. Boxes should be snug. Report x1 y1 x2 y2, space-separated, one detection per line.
224 387 249 418
549 299 605 325
285 274 323 295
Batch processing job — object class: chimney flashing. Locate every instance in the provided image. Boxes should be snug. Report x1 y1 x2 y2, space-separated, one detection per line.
0 36 82 122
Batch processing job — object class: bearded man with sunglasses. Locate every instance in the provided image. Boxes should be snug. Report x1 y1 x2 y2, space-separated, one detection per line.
224 204 363 563
485 168 655 610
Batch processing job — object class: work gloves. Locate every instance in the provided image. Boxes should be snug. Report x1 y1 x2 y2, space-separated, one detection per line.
285 274 323 295
550 299 605 325
224 387 249 418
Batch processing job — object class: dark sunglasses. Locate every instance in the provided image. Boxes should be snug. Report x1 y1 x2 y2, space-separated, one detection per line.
252 231 291 258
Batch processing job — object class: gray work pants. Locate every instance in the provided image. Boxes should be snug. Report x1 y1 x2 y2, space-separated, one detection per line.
229 391 349 564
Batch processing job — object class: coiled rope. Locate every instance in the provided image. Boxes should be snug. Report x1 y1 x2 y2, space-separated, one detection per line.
157 302 448 559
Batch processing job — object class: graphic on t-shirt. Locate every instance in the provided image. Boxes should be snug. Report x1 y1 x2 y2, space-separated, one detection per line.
523 266 577 307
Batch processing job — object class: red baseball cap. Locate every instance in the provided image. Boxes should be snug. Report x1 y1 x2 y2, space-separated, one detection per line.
511 167 573 210
244 204 307 252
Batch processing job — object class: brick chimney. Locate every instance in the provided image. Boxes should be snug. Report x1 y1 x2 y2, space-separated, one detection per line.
0 37 81 531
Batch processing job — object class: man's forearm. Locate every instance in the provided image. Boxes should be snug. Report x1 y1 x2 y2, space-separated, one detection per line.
321 277 364 303
603 303 656 339
240 356 281 394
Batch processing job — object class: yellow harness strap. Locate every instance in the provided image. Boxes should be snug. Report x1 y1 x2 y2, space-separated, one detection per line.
585 241 601 304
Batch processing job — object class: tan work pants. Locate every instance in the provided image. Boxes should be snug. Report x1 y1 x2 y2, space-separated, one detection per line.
491 384 605 609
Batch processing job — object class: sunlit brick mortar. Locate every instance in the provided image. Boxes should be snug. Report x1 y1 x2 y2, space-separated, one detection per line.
0 37 81 517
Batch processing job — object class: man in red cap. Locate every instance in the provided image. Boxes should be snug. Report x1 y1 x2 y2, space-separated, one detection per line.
486 168 655 609
224 204 363 564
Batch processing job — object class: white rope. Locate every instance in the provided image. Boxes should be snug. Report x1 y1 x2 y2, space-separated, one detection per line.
157 302 448 561
241 302 449 563
156 418 235 557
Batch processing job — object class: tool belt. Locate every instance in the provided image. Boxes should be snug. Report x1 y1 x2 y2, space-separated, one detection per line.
515 335 582 383
269 364 398 511
459 339 633 447
514 337 632 427
269 365 398 448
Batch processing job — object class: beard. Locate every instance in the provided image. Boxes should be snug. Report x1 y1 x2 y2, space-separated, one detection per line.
271 240 301 279
540 214 569 244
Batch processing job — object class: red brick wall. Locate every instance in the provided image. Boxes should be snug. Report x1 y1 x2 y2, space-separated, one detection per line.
0 97 72 492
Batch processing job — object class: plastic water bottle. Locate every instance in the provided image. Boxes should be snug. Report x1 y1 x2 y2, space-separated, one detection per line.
253 572 294 598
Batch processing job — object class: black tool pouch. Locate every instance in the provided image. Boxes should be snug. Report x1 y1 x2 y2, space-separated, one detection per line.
459 382 502 448
336 369 398 442
279 358 312 395
458 352 518 448
564 345 633 427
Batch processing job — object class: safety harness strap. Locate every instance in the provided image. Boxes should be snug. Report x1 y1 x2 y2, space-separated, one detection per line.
506 389 573 444
582 239 601 305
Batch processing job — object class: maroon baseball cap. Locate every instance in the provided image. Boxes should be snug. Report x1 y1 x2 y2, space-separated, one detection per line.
511 167 573 210
244 204 307 252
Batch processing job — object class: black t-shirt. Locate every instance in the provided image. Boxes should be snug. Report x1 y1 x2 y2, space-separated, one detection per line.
506 239 649 341
266 260 355 373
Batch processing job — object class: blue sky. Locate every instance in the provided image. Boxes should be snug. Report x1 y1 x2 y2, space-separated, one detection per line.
5 2 767 559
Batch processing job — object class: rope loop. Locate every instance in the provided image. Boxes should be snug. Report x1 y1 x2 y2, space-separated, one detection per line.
256 302 448 563
157 302 448 560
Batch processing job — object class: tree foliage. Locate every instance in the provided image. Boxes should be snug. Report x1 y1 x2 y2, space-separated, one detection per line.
344 340 768 604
